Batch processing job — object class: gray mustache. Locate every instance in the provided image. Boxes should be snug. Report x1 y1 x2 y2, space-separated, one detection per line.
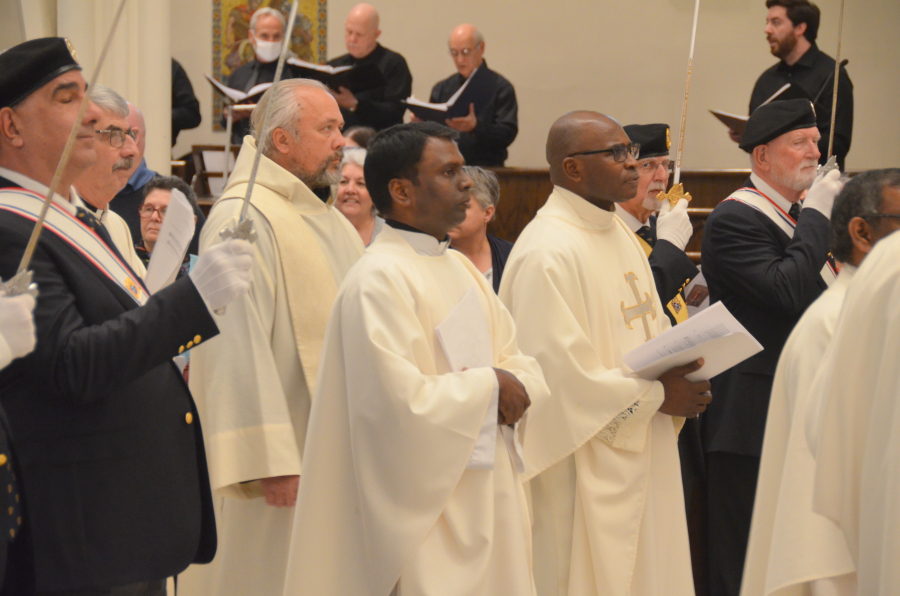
113 157 134 172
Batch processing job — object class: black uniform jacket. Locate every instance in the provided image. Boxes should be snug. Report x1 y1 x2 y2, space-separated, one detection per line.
0 176 218 592
700 178 831 457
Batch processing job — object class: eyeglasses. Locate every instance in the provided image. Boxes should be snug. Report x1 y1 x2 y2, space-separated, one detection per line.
868 213 900 221
638 159 674 174
449 47 478 58
568 143 640 163
96 128 138 148
138 205 167 219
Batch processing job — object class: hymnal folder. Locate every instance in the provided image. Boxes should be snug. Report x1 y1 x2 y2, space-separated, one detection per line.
287 58 385 94
710 83 809 133
403 66 496 123
205 74 271 104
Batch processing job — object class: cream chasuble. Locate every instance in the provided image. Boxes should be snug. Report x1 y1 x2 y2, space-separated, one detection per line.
281 224 549 596
741 267 856 596
810 231 900 596
181 137 363 596
499 187 693 596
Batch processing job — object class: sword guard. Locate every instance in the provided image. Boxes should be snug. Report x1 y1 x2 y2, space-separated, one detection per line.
0 270 39 299
214 218 257 315
817 155 839 176
219 217 258 244
657 183 693 208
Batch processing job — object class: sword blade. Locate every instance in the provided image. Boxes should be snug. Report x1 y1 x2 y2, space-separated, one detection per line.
826 0 846 160
15 0 129 276
673 0 701 187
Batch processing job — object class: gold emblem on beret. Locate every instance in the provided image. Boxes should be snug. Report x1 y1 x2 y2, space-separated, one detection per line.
666 128 671 150
65 38 77 62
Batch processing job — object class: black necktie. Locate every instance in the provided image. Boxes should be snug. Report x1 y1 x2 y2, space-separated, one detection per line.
636 225 655 248
788 202 801 221
75 207 131 267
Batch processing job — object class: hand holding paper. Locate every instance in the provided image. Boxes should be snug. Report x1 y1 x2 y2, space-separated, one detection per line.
623 301 763 382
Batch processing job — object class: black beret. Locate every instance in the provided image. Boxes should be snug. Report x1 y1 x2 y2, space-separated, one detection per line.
0 38 82 110
739 98 817 153
624 123 670 159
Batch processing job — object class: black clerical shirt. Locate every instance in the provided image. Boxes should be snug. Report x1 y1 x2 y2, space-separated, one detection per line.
327 44 412 131
429 61 518 167
749 43 853 168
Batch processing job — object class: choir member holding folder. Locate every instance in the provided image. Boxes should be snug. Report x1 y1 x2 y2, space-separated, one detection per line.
422 24 518 167
326 4 412 131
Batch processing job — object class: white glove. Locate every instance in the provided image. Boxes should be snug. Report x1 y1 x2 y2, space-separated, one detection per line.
802 168 844 220
189 239 254 313
0 294 37 366
655 198 693 250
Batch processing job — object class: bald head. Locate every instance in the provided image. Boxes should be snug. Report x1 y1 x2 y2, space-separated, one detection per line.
345 4 381 58
448 23 485 78
546 111 640 209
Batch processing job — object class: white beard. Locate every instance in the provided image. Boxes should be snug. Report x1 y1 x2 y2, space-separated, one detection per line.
771 160 818 192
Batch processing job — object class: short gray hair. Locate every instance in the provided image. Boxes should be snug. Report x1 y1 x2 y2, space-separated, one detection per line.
463 165 500 209
251 78 330 157
90 85 128 118
250 7 286 32
341 147 366 169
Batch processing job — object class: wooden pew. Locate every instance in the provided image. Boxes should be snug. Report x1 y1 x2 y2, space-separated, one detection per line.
488 168 752 263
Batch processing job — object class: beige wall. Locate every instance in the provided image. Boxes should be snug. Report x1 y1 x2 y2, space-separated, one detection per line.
172 0 899 170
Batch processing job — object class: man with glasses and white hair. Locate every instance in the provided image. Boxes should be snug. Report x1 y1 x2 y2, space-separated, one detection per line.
182 78 363 596
225 6 297 145
428 24 518 167
500 111 711 596
72 85 146 277
617 123 697 326
701 98 843 596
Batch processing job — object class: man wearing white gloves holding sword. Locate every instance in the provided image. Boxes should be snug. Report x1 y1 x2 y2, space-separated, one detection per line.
616 123 698 326
700 97 845 596
0 37 253 594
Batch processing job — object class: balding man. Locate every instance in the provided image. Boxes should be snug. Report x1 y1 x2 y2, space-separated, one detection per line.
327 3 412 131
429 24 518 167
500 111 709 596
182 79 364 596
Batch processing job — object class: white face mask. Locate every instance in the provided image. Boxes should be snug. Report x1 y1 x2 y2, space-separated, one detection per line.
254 39 282 63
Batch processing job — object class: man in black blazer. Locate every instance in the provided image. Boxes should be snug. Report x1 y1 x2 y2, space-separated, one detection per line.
0 38 253 595
701 99 844 596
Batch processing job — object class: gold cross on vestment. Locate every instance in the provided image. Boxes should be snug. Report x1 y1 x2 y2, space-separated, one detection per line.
620 272 657 341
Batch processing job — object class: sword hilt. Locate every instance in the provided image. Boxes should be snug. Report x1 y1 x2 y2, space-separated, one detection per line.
212 217 257 315
0 270 39 299
817 155 839 176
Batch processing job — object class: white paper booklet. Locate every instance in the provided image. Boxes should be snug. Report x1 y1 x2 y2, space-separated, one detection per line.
144 189 196 294
204 74 271 103
622 301 762 382
435 288 524 472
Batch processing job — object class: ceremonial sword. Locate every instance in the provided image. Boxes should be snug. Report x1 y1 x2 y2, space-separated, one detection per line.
0 0 128 298
820 0 847 176
213 0 300 314
658 0 701 209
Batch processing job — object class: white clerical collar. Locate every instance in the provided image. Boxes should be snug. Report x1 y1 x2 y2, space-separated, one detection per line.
554 185 616 229
0 166 78 216
613 204 645 233
385 220 450 256
750 172 796 213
